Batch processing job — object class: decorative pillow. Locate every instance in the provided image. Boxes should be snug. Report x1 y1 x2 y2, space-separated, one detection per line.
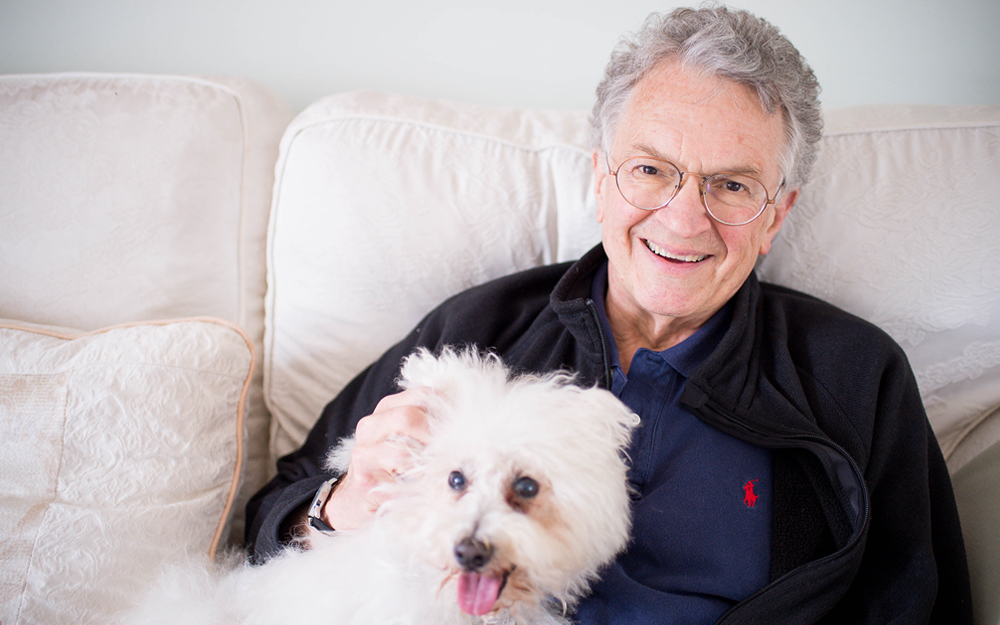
0 318 253 625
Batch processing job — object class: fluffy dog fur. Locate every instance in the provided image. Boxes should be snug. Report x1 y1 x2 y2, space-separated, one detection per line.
127 347 637 625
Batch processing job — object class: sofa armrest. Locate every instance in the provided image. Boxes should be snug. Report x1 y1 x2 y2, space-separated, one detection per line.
952 432 1000 624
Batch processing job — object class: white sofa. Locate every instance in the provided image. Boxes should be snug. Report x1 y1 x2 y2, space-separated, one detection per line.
1 73 997 624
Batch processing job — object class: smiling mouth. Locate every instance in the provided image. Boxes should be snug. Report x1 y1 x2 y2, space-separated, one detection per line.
644 239 708 263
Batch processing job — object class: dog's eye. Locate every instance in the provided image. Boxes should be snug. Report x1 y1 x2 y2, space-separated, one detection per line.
513 476 539 499
448 471 467 491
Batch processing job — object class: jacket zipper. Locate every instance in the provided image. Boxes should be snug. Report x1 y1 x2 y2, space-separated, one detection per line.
585 298 614 389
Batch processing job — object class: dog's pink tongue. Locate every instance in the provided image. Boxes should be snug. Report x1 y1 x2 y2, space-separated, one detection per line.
457 572 503 616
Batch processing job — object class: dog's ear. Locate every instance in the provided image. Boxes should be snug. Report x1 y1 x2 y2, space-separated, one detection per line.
394 347 467 421
581 387 641 453
396 347 441 391
397 345 504 400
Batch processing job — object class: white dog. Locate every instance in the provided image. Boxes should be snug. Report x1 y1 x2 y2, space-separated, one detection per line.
127 347 637 625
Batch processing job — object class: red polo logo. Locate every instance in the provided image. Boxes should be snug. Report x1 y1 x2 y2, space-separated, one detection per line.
743 480 759 508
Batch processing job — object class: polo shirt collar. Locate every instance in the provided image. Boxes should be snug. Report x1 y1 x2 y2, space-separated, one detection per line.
591 260 734 379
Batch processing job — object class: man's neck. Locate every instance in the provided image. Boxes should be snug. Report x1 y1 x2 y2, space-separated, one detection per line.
605 295 709 374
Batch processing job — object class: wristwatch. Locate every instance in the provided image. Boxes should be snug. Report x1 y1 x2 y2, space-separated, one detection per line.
307 476 340 534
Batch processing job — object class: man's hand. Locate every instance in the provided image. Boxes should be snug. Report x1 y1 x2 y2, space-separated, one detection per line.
322 388 433 531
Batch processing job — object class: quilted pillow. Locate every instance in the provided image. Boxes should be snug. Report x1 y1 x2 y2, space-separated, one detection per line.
0 318 253 625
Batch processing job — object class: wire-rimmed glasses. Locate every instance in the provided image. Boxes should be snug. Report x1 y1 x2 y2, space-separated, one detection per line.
608 155 784 226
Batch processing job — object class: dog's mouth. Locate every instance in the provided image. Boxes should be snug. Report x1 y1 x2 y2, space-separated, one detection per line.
456 569 510 616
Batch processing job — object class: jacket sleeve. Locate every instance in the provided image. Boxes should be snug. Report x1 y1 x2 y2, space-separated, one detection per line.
827 348 972 623
244 326 433 562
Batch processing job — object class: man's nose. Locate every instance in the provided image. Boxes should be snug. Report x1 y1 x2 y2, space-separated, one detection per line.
659 174 713 232
670 173 707 205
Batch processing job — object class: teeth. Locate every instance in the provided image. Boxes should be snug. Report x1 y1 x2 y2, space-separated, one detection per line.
645 240 707 263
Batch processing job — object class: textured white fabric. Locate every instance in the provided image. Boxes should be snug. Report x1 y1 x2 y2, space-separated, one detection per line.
264 91 599 459
0 318 253 625
0 73 292 538
756 104 1000 471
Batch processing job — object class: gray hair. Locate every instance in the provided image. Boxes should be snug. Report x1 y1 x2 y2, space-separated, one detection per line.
591 6 823 188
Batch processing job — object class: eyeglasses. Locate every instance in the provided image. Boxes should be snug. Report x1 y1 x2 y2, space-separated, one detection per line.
607 155 784 226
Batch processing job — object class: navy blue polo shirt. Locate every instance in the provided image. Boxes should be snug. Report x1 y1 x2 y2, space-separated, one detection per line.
574 263 772 625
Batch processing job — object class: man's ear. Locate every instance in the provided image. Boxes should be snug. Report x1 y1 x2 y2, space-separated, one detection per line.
759 187 798 256
593 149 608 223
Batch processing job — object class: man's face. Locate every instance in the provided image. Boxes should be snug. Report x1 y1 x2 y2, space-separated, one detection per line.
593 59 798 345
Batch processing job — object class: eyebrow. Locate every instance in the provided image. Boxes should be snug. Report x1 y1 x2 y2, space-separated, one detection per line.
629 142 765 178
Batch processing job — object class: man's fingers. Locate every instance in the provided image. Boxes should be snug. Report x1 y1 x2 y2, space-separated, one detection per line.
320 387 436 531
355 388 434 446
372 385 434 412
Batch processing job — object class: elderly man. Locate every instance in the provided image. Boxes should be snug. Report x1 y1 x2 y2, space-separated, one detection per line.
246 6 971 623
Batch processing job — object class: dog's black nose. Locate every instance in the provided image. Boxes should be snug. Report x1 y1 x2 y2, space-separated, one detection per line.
454 537 493 571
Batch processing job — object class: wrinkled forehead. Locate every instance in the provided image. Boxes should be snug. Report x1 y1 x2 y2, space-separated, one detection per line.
614 61 788 182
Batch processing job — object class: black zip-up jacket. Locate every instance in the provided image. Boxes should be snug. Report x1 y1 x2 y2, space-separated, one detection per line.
247 245 972 623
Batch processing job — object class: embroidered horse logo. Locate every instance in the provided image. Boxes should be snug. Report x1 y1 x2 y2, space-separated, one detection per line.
743 479 759 508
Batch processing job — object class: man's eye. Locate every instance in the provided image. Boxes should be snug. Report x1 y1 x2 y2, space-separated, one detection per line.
723 180 748 193
448 470 467 491
513 476 539 499
637 165 660 176
711 176 755 195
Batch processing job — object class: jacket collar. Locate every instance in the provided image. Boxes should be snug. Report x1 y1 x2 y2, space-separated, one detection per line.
549 244 823 436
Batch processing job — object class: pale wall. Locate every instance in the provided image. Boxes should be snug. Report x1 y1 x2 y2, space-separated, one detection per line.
2 0 998 113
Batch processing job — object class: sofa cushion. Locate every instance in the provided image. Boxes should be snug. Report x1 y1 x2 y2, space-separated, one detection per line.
264 91 599 459
0 73 292 540
0 318 253 625
756 104 1000 471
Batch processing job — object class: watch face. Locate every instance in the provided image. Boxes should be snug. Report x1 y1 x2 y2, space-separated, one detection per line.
308 478 338 533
